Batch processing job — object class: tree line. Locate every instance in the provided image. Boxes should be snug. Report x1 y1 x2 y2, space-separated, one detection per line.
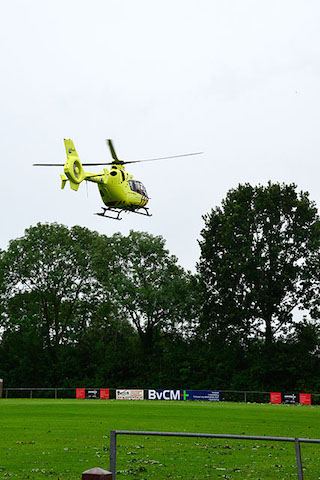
1 182 320 392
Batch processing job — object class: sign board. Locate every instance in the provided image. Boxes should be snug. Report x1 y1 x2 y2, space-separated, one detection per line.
270 392 281 404
299 393 311 405
184 390 220 401
100 389 110 399
76 388 109 399
148 389 181 400
282 393 298 404
86 389 100 399
76 388 85 399
116 389 144 400
270 392 311 405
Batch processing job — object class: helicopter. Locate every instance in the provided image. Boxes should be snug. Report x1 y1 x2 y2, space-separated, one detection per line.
33 139 203 220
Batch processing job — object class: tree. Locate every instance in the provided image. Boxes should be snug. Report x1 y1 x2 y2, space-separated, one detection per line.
0 224 198 386
198 182 320 347
1 223 107 357
93 231 196 358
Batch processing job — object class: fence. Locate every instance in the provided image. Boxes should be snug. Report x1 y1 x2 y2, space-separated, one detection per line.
3 387 320 404
3 388 75 399
108 429 320 480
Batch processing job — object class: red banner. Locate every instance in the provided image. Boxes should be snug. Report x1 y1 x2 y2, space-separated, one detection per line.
299 393 311 405
100 389 109 399
76 388 85 399
270 392 282 404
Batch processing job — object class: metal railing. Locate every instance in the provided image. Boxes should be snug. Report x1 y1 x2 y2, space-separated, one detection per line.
3 387 75 399
109 430 320 480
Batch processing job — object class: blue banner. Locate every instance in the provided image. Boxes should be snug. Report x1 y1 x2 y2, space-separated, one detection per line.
183 390 220 401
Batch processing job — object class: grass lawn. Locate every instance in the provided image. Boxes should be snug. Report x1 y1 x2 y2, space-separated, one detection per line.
0 399 319 479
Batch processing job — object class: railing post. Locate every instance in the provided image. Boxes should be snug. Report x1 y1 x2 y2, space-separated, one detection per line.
295 437 303 480
110 431 117 480
30 389 32 399
244 391 247 403
55 388 57 399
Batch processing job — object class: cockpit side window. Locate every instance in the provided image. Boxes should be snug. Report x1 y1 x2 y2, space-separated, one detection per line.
138 182 148 196
128 180 148 197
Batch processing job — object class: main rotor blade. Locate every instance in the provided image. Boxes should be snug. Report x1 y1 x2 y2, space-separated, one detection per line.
123 151 204 164
33 152 204 167
107 139 120 161
87 151 204 166
33 163 65 166
33 163 106 166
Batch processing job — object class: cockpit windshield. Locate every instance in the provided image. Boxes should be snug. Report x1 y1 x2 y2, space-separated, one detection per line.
129 180 148 197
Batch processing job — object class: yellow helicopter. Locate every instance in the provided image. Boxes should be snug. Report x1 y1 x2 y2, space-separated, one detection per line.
34 139 203 220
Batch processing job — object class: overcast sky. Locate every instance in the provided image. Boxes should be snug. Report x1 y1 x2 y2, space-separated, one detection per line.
1 0 320 271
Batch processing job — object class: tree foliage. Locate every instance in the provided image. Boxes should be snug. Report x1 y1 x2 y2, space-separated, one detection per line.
93 230 196 356
1 223 105 352
198 182 320 346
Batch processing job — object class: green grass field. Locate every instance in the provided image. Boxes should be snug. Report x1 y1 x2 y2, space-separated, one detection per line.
0 399 319 480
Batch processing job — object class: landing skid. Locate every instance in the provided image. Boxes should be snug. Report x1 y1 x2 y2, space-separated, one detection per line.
94 206 152 221
94 207 123 220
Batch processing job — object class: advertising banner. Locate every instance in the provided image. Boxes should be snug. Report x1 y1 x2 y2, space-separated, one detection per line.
282 393 298 404
86 388 100 399
76 388 109 399
76 388 85 399
270 392 311 405
148 389 181 400
116 389 144 400
299 393 311 405
270 392 281 404
183 390 220 401
100 389 110 399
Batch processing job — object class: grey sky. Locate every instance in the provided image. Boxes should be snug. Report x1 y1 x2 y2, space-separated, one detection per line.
1 0 320 271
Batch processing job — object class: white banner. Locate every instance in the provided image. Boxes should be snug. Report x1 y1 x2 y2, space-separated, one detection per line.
148 389 181 400
116 389 144 400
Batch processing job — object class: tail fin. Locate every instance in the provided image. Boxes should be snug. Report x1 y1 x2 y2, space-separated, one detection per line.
63 139 85 191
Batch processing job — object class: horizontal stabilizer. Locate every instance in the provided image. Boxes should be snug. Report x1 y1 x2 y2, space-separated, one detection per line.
70 181 80 191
